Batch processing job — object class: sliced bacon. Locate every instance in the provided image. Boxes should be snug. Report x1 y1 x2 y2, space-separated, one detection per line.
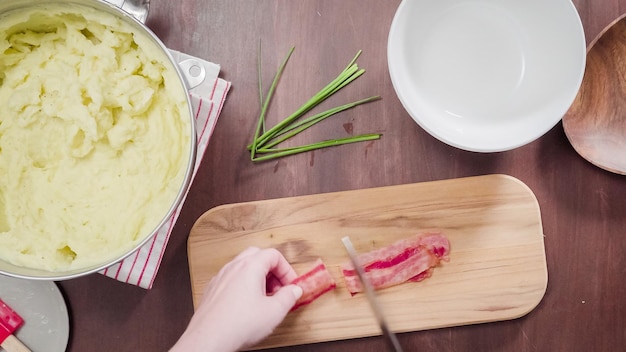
341 231 450 294
290 258 336 311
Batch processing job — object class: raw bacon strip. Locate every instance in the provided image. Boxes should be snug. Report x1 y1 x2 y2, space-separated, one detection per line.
341 231 450 294
290 258 336 311
407 267 434 282
342 246 438 294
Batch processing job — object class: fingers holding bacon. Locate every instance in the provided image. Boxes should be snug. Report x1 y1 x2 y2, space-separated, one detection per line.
171 247 304 352
171 232 450 352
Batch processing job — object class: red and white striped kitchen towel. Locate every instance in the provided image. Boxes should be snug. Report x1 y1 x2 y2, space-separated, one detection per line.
100 50 231 289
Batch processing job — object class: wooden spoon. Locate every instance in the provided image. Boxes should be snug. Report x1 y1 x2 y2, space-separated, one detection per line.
563 14 626 175
0 298 31 352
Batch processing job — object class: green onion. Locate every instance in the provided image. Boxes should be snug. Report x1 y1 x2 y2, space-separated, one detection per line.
249 47 382 161
257 40 265 132
253 134 382 162
250 46 294 160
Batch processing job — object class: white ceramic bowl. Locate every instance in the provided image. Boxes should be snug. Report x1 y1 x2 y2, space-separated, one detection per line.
388 0 586 152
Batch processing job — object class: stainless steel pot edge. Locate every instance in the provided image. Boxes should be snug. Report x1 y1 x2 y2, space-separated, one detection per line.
0 0 198 281
104 0 151 23
104 0 207 90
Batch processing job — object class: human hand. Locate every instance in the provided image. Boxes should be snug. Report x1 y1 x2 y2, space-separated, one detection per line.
170 247 303 352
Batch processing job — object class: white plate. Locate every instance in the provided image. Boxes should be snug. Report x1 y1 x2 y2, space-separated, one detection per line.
388 0 586 152
0 276 69 352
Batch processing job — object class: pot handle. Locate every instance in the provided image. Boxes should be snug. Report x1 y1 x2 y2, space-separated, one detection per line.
102 0 206 90
177 59 207 91
103 0 150 23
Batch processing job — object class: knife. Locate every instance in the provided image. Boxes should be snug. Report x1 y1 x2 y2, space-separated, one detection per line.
341 236 404 352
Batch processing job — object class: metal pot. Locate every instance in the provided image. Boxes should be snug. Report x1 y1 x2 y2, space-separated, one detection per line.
0 0 197 280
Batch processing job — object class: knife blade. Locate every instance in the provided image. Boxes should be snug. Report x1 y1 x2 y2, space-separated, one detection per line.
341 236 404 352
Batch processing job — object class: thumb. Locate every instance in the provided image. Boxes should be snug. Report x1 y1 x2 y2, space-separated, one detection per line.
270 284 303 313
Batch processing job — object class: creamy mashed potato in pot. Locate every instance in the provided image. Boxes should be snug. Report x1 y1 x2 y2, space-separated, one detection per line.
0 3 193 271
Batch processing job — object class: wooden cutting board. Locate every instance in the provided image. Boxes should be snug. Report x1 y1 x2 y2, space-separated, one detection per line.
187 174 547 349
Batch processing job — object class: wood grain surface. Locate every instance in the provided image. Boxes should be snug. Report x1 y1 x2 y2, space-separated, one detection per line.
563 13 626 174
57 1 626 352
188 175 547 349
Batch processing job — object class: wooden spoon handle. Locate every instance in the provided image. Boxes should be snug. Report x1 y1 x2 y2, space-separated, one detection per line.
1 334 31 352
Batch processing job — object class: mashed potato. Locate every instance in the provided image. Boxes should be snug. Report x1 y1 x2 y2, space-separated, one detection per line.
0 4 192 271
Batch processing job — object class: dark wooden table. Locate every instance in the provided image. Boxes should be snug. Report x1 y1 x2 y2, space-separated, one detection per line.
59 1 626 351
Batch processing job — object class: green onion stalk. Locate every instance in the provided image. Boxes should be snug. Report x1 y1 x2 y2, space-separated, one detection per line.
249 47 382 161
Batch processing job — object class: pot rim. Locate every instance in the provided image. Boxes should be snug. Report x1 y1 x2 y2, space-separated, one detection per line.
0 0 198 280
